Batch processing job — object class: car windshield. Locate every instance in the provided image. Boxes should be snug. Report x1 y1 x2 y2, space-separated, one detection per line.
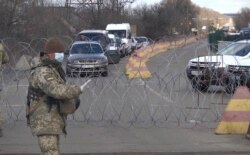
218 42 250 57
75 33 109 48
70 44 103 54
108 30 126 38
135 37 147 43
76 33 102 40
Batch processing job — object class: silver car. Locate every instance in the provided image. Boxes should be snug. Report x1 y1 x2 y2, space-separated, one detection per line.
66 41 108 76
134 36 151 49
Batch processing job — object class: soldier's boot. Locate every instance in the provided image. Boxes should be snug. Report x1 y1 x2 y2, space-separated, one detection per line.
246 124 250 140
0 128 3 137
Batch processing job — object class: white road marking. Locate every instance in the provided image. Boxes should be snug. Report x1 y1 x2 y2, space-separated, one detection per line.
138 79 174 103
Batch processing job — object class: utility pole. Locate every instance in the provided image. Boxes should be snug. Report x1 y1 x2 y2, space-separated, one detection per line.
65 0 103 27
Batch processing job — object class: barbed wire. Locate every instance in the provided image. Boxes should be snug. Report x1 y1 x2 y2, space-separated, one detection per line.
0 35 234 129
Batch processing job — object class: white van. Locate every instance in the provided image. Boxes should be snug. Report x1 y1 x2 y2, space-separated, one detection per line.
106 23 132 56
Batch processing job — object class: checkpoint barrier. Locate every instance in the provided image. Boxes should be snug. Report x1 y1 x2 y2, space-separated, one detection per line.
216 86 250 134
126 36 202 79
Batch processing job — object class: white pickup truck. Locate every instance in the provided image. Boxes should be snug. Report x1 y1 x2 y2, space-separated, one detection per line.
186 40 250 93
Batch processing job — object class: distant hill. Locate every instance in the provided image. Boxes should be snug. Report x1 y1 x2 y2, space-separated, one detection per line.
197 7 229 28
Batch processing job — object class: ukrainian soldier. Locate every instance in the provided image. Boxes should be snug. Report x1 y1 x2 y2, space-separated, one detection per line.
27 37 87 154
0 43 9 137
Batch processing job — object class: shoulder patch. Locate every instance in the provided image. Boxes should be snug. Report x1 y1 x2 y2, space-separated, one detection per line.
44 75 55 81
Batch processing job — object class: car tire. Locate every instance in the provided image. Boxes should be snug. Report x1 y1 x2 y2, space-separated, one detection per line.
66 69 71 77
120 48 125 57
124 48 128 56
225 84 236 94
114 59 120 64
223 75 236 94
101 71 108 77
120 45 126 57
191 76 209 92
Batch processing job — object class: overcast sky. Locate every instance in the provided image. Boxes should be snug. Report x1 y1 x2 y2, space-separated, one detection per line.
133 0 250 13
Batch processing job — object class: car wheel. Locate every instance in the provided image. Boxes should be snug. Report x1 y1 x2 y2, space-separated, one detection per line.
114 57 120 64
120 46 126 57
225 84 236 94
223 75 235 94
191 76 209 92
101 71 108 77
66 69 72 77
124 48 128 56
120 49 125 57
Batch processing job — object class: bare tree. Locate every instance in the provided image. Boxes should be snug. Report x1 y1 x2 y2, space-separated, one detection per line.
131 0 199 38
234 8 250 30
0 0 202 41
0 0 25 37
65 0 134 29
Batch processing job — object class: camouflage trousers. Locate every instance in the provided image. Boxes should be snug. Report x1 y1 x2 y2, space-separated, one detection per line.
38 135 60 155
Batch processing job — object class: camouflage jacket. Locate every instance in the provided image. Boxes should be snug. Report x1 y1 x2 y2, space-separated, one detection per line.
0 43 9 67
28 55 81 136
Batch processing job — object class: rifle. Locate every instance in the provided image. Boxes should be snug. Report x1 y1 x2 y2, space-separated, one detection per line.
26 86 45 126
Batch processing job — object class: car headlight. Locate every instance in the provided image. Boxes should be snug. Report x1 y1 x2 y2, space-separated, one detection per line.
66 60 74 65
98 58 107 64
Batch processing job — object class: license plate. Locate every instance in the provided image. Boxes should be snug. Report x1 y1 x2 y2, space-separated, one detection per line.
81 65 95 68
191 70 202 76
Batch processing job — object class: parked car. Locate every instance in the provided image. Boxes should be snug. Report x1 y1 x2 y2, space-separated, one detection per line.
105 34 121 64
66 41 108 76
134 36 151 49
131 37 139 52
240 28 250 37
186 40 250 93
